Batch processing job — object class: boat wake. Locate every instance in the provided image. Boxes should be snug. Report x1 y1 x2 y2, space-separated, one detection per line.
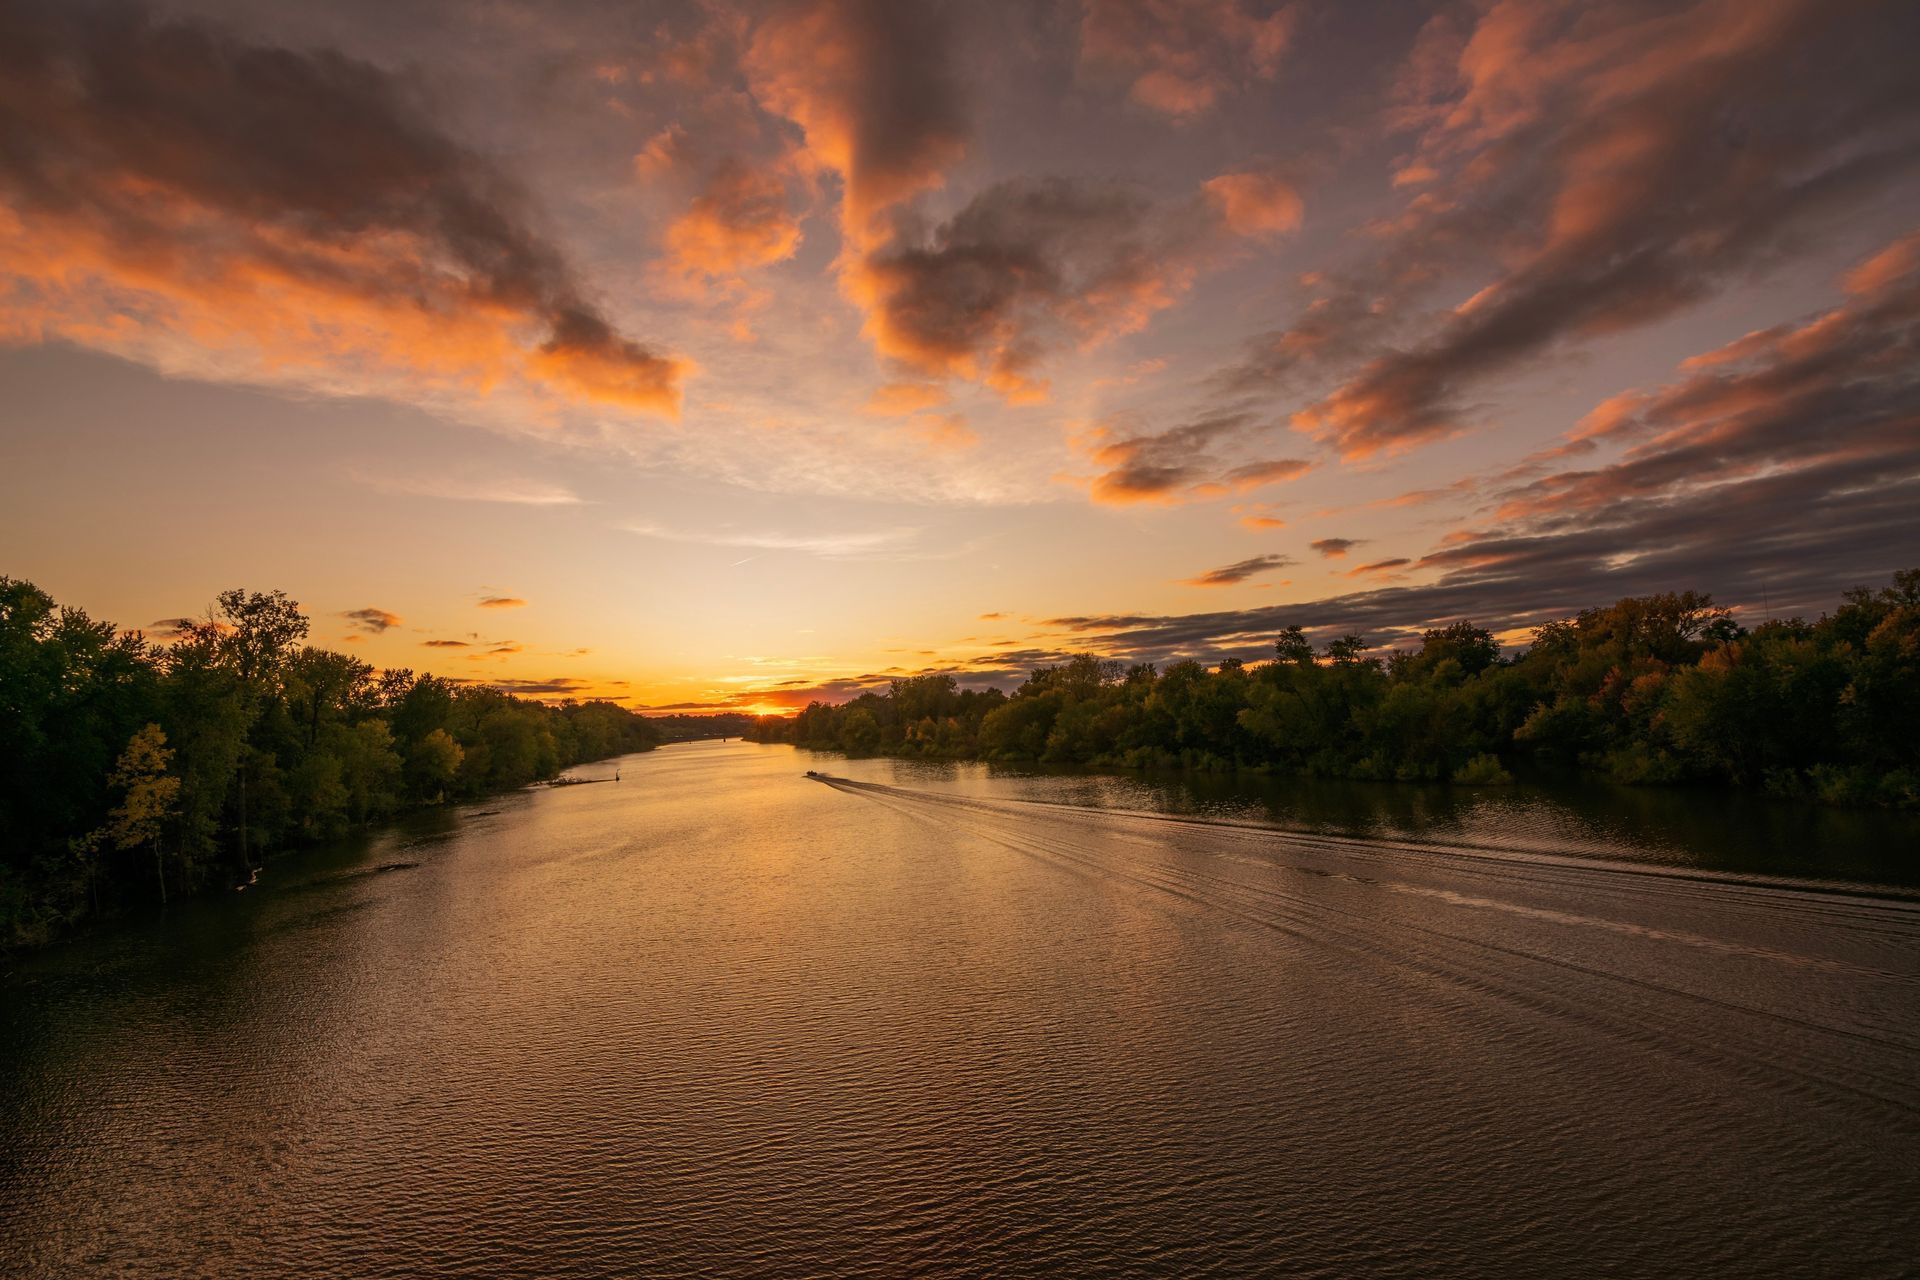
820 776 1920 1132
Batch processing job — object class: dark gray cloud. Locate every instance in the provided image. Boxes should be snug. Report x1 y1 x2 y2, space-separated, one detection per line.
467 676 604 697
341 607 401 633
858 176 1205 397
1309 537 1360 558
1183 554 1293 587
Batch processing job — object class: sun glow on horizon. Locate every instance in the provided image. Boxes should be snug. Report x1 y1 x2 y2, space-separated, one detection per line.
3 0 1916 711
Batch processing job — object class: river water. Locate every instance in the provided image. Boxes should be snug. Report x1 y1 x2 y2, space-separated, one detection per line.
3 741 1917 1277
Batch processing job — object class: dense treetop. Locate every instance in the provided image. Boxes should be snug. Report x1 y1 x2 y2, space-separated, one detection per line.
1 580 658 948
752 573 1920 808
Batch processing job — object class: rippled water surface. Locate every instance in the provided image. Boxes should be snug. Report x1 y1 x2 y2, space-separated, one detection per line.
4 741 1918 1277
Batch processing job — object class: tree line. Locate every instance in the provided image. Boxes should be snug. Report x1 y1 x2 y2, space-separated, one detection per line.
749 572 1920 809
648 712 759 742
1 579 660 948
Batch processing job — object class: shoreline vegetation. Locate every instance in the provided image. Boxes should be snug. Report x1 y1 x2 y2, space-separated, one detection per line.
749 573 1920 815
1 580 660 950
7 572 1915 949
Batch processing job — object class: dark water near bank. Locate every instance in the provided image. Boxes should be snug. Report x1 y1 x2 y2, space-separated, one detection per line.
4 741 1918 1277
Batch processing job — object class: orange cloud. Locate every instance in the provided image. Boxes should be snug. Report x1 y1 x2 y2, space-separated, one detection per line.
863 381 949 416
634 125 692 178
1233 504 1288 531
1290 357 1462 460
1220 458 1311 489
0 5 685 418
1080 0 1298 121
1203 170 1304 237
662 160 803 278
1844 231 1920 297
530 312 688 414
478 597 527 610
898 413 980 454
743 0 967 242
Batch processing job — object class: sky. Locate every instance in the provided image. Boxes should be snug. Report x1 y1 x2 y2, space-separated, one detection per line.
2 0 1917 714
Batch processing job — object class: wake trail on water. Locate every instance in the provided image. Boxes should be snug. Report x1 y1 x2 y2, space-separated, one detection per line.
818 776 1920 1133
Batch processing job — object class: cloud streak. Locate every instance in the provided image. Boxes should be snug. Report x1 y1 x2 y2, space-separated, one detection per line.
353 472 584 506
625 519 926 560
1074 410 1311 506
1183 554 1293 587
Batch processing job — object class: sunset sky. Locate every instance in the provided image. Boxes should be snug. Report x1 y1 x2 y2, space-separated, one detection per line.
3 0 1917 713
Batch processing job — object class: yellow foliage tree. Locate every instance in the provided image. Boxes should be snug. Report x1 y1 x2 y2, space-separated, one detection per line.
107 723 183 903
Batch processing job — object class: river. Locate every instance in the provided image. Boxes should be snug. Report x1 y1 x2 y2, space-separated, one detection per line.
3 740 1917 1277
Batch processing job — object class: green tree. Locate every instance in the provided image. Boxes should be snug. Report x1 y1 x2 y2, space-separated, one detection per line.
406 728 465 801
332 720 402 823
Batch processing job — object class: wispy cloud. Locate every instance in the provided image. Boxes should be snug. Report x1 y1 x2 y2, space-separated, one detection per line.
624 520 927 560
354 472 585 506
1183 554 1293 587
